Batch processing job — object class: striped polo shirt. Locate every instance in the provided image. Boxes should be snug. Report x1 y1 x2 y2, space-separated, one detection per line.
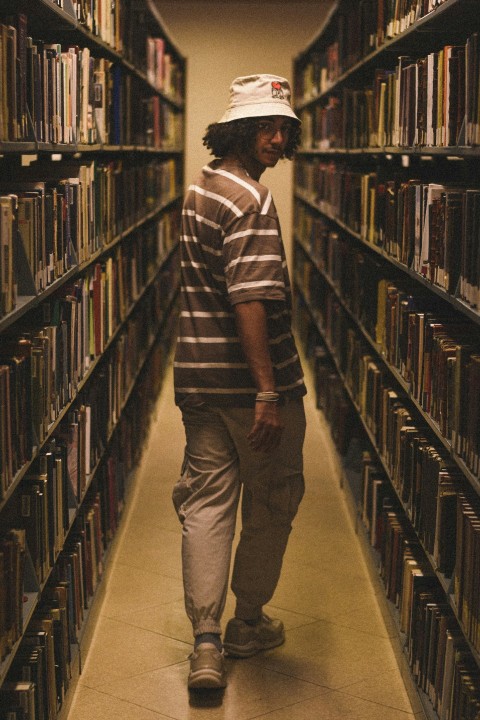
174 159 305 407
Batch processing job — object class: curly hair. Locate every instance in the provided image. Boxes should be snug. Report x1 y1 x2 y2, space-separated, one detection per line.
203 117 301 161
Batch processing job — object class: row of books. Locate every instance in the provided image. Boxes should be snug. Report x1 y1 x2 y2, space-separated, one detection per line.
295 158 480 310
358 175 476 299
142 96 184 151
296 270 460 570
0 283 179 689
0 157 180 317
295 0 450 104
109 67 183 149
300 48 467 151
297 257 480 653
0 530 26 664
73 0 123 51
455 490 480 656
295 204 382 338
146 36 184 102
379 508 480 719
0 225 180 498
124 2 184 99
344 325 461 577
0 14 101 144
296 231 480 480
0 13 183 146
15 430 82 587
295 300 480 715
365 457 480 717
300 31 480 150
0 491 104 720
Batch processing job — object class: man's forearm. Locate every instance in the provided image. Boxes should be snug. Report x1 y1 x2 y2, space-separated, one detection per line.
234 300 275 392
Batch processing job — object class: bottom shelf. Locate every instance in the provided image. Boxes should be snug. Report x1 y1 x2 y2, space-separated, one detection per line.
339 464 433 720
56 466 139 720
299 345 432 719
0 298 179 717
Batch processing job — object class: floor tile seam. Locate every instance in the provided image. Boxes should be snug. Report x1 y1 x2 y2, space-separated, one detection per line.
263 602 330 622
98 613 194 649
244 656 397 689
267 606 398 642
242 677 416 720
239 658 336 691
79 657 191 691
244 688 337 720
100 595 186 620
265 608 320 626
321 617 393 641
74 684 177 720
334 685 416 715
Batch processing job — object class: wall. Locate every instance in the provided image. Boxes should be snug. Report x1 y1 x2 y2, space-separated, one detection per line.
157 0 334 259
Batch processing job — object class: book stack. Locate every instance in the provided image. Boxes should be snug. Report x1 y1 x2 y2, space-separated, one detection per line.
299 27 480 151
296 0 457 109
72 0 123 50
0 207 180 505
295 2 480 716
0 0 184 715
296 158 480 313
0 157 181 323
296 241 472 561
361 452 392 548
0 12 184 149
454 490 480 655
297 218 480 481
146 35 184 102
0 253 180 718
0 530 26 663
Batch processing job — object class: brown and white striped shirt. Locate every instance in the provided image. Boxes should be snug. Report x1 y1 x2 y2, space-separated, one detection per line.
174 159 305 407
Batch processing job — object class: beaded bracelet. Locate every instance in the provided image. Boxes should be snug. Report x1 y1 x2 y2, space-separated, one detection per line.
255 391 280 403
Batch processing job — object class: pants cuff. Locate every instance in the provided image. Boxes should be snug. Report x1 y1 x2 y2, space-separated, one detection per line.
193 620 222 637
234 601 263 622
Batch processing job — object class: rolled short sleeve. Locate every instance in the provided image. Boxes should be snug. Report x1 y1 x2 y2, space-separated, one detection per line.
222 212 286 305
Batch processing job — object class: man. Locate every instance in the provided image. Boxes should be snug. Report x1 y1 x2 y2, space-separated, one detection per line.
172 74 306 690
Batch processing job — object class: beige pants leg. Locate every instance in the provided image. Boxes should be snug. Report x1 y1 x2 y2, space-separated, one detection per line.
173 399 306 637
220 400 306 621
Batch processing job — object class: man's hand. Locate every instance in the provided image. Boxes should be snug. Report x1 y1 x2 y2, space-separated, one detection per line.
234 300 284 453
247 401 285 453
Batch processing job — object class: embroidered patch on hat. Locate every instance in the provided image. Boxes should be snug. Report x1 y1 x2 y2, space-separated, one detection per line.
271 81 285 100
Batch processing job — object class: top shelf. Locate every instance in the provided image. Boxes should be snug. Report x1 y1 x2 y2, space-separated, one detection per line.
1 0 185 107
295 0 480 109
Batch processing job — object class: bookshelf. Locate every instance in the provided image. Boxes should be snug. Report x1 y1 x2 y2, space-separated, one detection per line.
0 1 184 717
293 1 480 718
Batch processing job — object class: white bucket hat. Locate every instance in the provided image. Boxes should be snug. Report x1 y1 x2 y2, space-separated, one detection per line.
217 74 300 123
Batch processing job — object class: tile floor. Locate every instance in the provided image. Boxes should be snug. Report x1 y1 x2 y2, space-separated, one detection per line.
66 363 425 719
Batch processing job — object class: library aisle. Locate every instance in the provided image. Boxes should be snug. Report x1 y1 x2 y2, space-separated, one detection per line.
67 361 423 720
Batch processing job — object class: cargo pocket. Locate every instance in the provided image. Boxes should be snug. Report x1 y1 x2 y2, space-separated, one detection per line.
172 452 191 523
268 473 305 525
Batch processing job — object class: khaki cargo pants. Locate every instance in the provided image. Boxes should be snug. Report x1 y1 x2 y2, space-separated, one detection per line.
172 399 306 637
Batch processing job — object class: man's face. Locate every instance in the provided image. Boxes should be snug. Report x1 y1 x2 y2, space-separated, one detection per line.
251 116 293 169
